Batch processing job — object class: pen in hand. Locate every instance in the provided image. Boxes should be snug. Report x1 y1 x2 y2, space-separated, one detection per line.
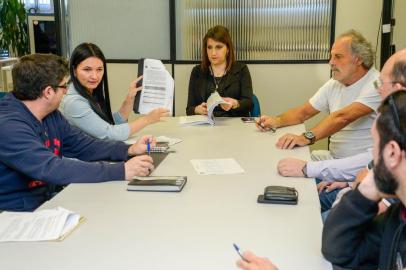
256 119 276 133
233 243 249 262
147 140 151 156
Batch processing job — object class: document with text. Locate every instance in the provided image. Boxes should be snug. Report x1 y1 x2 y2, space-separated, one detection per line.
134 58 174 115
190 158 244 175
0 207 84 242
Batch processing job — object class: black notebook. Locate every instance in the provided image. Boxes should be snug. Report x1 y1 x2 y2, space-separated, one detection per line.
127 176 187 192
150 152 169 168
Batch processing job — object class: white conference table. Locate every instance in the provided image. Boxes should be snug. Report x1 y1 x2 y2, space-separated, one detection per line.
0 117 331 270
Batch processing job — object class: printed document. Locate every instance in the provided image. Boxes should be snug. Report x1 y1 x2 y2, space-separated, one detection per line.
179 92 230 125
0 207 83 242
190 158 244 175
138 59 174 115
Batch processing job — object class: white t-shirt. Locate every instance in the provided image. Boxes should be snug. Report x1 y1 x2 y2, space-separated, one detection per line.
309 68 380 159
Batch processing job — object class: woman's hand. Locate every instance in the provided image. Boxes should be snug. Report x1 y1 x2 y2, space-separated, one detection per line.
194 102 208 115
128 75 143 99
221 97 239 111
145 108 170 124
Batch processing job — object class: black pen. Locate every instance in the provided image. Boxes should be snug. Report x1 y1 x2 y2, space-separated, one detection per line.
233 243 249 262
256 119 276 133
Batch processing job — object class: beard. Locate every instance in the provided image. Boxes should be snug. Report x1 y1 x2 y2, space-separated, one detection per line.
373 153 399 195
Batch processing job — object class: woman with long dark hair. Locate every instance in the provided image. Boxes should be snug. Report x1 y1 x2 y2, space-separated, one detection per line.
186 25 253 117
60 43 168 140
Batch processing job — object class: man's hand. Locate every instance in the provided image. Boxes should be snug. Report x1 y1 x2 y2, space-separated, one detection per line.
358 170 384 202
124 155 154 179
277 158 307 177
256 115 278 132
317 180 348 193
276 133 309 149
128 135 156 156
317 180 330 194
236 251 278 270
325 181 349 193
194 102 208 115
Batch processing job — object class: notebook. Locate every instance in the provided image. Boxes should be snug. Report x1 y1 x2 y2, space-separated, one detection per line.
127 176 187 192
150 152 169 168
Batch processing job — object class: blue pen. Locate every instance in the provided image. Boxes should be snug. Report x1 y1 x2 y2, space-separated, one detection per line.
147 140 151 155
233 243 249 262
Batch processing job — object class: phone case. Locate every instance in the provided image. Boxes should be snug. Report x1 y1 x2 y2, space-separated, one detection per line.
257 186 298 205
257 195 298 205
241 117 255 123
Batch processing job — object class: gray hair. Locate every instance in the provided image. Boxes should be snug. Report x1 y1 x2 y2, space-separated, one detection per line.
339 29 374 69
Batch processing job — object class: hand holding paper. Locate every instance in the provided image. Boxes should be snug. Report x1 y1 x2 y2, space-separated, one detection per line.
180 92 231 125
133 59 174 115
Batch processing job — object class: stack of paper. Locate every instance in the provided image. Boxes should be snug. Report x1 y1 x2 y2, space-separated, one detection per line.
0 207 84 242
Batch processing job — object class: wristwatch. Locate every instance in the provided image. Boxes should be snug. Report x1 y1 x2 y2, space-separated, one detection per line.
303 131 316 145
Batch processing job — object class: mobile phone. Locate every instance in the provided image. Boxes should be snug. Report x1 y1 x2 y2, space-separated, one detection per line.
241 117 255 123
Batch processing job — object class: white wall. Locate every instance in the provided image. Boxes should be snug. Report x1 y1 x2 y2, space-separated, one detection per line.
335 0 383 68
394 0 406 50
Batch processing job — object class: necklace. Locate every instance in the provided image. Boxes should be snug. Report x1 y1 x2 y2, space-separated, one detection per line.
209 66 226 91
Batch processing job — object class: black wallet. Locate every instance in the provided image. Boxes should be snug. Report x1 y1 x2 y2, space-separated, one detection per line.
257 185 298 205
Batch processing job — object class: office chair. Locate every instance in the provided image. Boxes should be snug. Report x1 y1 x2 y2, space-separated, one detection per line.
250 94 261 117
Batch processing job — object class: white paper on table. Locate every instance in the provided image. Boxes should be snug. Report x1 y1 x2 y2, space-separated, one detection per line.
179 115 209 126
0 207 81 242
125 135 182 146
190 158 245 175
139 59 174 115
156 135 182 146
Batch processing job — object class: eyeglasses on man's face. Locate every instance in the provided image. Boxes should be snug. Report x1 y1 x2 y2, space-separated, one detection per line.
373 78 396 90
51 79 71 90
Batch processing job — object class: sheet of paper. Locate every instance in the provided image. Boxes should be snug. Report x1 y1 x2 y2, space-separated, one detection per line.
190 158 244 175
139 59 174 115
125 135 182 146
0 207 80 242
179 115 209 125
156 135 182 146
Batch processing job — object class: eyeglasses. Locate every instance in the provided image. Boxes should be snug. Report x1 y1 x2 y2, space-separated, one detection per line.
387 94 405 148
51 80 71 90
373 78 396 90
